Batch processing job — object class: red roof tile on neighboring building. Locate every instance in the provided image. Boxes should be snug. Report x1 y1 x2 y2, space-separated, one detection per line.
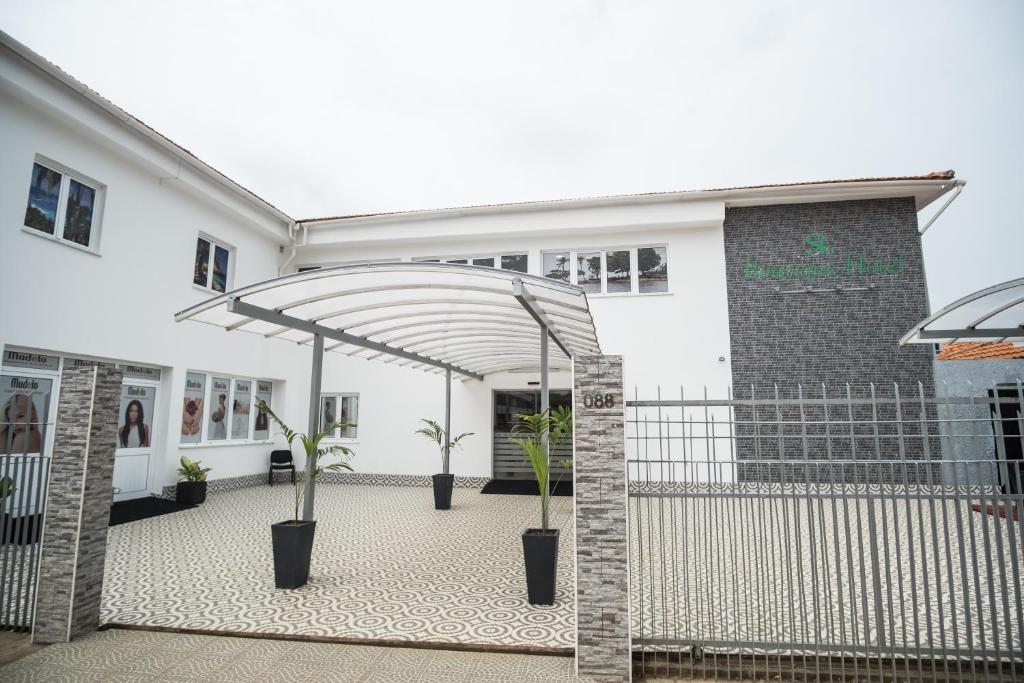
936 342 1024 361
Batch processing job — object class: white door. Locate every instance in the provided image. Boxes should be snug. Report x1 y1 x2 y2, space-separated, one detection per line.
112 378 159 501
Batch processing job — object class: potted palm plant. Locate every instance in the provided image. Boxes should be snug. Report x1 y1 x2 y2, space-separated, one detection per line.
510 405 572 605
176 456 211 504
257 400 355 589
415 419 473 510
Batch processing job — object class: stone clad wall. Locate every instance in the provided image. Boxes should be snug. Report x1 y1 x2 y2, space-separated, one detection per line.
724 197 934 395
33 363 121 643
573 355 631 682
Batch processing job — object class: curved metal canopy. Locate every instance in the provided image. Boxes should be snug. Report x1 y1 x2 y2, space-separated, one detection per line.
901 277 1024 345
175 262 602 378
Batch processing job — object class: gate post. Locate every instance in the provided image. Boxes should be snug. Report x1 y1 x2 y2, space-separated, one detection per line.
32 363 122 643
573 355 631 682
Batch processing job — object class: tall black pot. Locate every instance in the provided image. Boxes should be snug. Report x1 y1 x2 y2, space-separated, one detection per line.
176 480 207 505
432 473 454 510
522 528 559 605
271 519 317 589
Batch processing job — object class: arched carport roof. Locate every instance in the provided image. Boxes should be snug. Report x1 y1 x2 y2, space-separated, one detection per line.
174 262 601 379
900 277 1024 345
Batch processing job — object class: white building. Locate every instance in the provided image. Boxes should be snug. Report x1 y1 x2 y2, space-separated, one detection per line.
0 31 964 499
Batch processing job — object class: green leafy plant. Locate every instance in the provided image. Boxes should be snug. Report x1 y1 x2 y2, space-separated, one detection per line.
510 405 573 531
0 476 15 508
415 419 473 474
257 400 355 522
177 456 211 482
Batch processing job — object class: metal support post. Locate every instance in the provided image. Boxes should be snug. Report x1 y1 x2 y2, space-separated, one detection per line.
302 333 324 521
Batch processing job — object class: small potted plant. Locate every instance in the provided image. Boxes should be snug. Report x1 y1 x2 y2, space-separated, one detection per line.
258 400 355 589
176 456 211 504
415 419 473 510
510 405 572 605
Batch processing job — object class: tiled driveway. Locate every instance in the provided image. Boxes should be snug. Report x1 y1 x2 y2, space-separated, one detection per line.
0 628 593 682
101 484 575 650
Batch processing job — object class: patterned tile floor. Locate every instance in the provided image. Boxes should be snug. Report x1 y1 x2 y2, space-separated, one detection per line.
0 628 596 682
101 484 575 649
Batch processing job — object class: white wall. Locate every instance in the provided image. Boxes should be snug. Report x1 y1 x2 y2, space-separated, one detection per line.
1 43 733 492
299 217 734 479
0 64 311 494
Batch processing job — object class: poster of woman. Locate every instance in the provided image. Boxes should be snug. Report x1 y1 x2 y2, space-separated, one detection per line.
0 374 52 455
231 380 251 439
253 381 272 440
117 384 153 449
208 377 230 441
180 372 206 444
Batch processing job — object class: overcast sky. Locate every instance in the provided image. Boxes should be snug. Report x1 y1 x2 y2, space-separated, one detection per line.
2 1 1021 310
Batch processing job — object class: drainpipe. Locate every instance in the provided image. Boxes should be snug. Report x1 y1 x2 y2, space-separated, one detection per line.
278 222 308 275
919 180 966 235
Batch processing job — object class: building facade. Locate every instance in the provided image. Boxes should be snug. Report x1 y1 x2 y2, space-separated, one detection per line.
1 31 962 498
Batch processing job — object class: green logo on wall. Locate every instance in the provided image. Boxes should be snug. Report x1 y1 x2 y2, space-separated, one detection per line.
804 232 833 257
743 232 905 285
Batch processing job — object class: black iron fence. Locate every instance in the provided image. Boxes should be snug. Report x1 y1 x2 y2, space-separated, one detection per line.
627 380 1023 681
1 390 52 632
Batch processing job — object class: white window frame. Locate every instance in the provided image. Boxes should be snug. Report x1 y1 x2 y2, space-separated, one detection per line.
22 156 105 255
295 257 401 272
413 253 529 273
540 245 669 296
320 392 359 442
193 233 235 293
180 370 274 447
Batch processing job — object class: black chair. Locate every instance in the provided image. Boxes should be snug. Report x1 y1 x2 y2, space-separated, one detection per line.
269 449 295 485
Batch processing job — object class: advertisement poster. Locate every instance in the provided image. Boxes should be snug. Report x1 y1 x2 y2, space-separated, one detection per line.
180 372 206 444
321 396 337 433
208 377 231 441
231 379 251 440
254 381 272 440
117 383 154 449
1 374 52 455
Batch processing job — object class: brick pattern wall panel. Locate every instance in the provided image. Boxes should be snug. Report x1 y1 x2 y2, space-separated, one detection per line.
33 364 121 643
724 199 937 481
724 197 934 394
573 355 631 682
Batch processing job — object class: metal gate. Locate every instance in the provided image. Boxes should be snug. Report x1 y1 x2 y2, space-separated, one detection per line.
626 381 1023 681
1 387 52 632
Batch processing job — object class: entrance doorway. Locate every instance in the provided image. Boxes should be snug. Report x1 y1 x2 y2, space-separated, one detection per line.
492 390 572 481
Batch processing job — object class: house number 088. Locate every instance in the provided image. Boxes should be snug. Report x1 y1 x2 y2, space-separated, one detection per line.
582 393 615 409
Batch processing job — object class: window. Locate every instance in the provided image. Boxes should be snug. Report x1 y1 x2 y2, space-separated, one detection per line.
253 381 273 440
500 254 528 273
179 371 273 445
543 252 570 282
193 235 231 292
321 393 359 439
23 159 103 250
415 254 528 274
542 246 668 295
637 246 669 293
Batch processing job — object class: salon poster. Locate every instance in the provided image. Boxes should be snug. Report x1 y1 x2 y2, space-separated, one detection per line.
1 374 52 455
208 377 231 441
231 379 251 439
180 372 206 444
117 383 154 449
254 381 272 440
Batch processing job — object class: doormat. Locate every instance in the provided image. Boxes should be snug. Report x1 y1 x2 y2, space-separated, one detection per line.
480 479 573 496
109 497 195 526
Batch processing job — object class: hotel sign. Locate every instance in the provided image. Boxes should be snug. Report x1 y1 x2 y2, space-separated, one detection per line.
743 232 905 285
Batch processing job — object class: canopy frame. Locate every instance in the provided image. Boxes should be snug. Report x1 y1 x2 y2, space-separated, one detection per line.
901 277 1024 345
176 261 600 522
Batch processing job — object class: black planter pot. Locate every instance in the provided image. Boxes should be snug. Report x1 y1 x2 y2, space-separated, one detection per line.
522 528 559 605
176 481 207 505
271 519 317 589
432 473 454 510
